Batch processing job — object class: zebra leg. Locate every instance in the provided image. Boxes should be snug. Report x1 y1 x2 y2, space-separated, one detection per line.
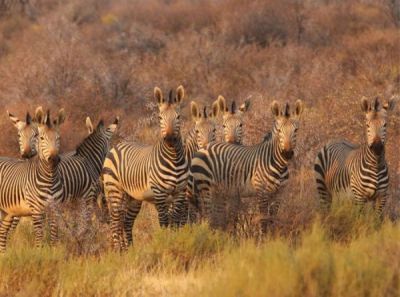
107 188 126 252
227 191 241 233
0 213 13 253
257 188 276 234
212 192 227 230
31 213 45 248
169 191 187 227
124 198 142 246
153 190 170 228
374 193 387 221
316 178 332 214
351 190 368 216
8 216 21 236
48 211 59 246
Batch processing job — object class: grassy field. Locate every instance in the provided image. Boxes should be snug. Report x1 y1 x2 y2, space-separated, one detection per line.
1 198 400 297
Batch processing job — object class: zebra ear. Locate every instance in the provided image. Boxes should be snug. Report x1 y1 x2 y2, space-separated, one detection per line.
190 101 200 121
86 117 94 134
210 100 220 118
271 101 280 117
175 85 185 104
154 87 164 105
35 106 45 125
239 99 250 113
361 97 369 112
54 108 66 127
7 111 21 128
294 100 304 117
383 96 396 111
217 95 227 114
108 116 119 133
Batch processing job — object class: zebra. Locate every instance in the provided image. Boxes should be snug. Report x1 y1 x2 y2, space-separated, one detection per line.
187 100 304 232
314 96 395 217
8 115 119 237
0 108 65 252
217 95 250 144
102 86 188 250
7 110 38 159
179 99 220 224
185 99 220 165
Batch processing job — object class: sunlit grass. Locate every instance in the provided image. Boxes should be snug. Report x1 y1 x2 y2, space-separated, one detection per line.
1 198 399 296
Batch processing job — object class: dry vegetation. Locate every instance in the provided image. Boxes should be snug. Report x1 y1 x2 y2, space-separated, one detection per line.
0 0 399 296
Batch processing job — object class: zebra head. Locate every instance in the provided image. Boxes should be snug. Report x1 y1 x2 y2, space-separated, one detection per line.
84 116 119 154
155 85 184 144
361 96 395 155
86 116 119 139
218 95 250 144
35 107 66 166
190 99 220 149
271 100 304 160
7 110 38 159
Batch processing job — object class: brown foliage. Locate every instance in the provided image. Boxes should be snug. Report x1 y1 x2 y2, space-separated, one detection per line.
0 0 399 231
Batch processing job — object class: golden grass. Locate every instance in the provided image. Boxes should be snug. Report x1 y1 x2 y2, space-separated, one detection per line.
1 198 400 297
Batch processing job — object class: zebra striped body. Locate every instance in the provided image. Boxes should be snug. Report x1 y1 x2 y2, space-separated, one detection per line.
0 108 65 252
57 118 118 204
8 117 119 235
187 100 303 232
315 96 395 216
103 86 188 250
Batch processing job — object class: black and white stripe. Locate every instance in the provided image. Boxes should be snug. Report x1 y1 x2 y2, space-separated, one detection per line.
9 116 119 235
102 86 188 251
314 96 395 216
187 100 303 232
0 108 65 252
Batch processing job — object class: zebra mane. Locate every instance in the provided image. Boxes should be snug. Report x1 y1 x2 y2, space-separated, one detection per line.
263 131 273 142
231 101 236 114
203 106 207 118
283 103 290 117
373 97 380 111
75 120 104 154
26 112 32 125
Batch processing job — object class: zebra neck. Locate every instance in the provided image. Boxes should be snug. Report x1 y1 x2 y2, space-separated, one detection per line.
37 157 59 182
362 145 385 168
76 133 109 174
185 129 198 160
261 136 290 171
159 136 185 157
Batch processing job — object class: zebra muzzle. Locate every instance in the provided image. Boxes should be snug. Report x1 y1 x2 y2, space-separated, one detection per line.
49 155 60 166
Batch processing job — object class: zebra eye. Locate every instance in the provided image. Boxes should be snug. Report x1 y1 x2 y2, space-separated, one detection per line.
177 115 181 120
222 125 226 128
40 136 44 141
239 124 243 127
213 128 216 132
158 116 162 120
195 129 199 134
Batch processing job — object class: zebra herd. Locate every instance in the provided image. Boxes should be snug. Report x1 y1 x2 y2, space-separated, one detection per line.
0 86 396 252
